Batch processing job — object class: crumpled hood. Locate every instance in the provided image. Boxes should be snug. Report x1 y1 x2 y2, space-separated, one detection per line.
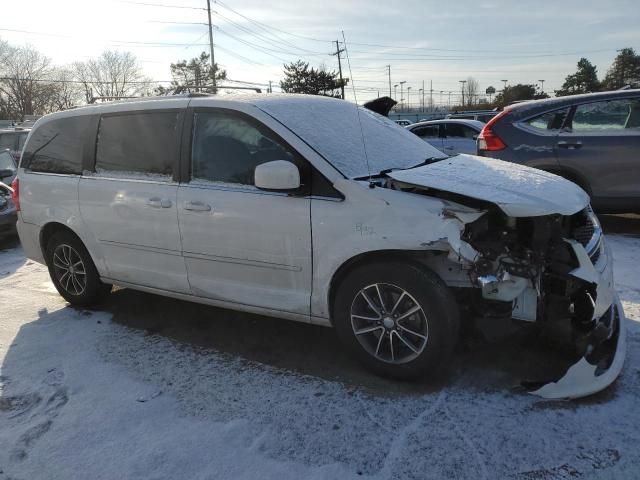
388 154 590 217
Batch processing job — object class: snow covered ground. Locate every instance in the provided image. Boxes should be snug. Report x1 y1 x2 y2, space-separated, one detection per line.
1 233 639 480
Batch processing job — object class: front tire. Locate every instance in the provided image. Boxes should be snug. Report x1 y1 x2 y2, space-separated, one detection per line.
333 261 460 380
45 231 111 306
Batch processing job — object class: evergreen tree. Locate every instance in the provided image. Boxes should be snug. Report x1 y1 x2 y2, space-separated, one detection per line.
601 48 640 90
555 58 600 96
157 52 226 95
493 84 549 107
279 60 343 97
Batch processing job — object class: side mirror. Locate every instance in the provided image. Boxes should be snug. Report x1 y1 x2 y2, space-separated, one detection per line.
255 160 300 191
0 168 15 180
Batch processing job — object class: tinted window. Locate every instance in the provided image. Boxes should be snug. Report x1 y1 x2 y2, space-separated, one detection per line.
0 134 14 150
191 111 297 185
17 133 27 150
570 99 640 131
96 111 179 177
22 116 88 174
526 108 569 130
444 123 477 138
411 125 439 138
0 151 14 170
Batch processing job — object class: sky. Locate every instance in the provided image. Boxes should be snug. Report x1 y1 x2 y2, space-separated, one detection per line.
1 0 639 106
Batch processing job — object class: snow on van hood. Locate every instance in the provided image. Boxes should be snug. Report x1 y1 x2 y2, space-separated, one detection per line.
388 154 590 217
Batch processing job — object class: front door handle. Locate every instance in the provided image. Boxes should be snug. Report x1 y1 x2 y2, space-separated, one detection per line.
557 141 583 150
183 201 212 212
146 197 172 208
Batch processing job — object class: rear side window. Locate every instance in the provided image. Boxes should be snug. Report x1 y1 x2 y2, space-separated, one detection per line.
444 123 476 138
569 98 640 131
411 125 439 138
525 108 569 131
95 111 180 178
22 117 88 174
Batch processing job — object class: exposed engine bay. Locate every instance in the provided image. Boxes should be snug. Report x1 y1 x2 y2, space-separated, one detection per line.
381 174 625 399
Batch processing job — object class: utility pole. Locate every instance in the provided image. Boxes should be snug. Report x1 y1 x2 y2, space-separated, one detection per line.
333 40 346 99
394 84 398 101
429 80 433 112
448 91 452 109
268 80 272 93
206 0 217 93
459 80 467 108
538 79 545 94
419 88 423 110
387 65 392 97
399 81 406 110
422 80 425 112
407 86 412 110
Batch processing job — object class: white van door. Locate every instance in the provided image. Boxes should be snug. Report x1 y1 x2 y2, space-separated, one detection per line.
177 108 312 316
79 108 190 293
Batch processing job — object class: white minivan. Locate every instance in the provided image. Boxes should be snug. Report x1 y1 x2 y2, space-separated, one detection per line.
13 94 625 399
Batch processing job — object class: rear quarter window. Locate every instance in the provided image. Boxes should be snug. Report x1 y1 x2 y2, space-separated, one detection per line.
21 116 89 174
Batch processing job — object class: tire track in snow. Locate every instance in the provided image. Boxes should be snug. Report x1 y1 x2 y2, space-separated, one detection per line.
377 390 446 478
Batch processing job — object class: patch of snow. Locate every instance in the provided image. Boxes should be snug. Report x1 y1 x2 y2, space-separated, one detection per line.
254 94 445 178
389 154 590 217
0 233 639 479
91 169 173 182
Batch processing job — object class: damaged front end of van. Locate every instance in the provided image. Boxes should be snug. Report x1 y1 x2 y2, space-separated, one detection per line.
386 155 626 400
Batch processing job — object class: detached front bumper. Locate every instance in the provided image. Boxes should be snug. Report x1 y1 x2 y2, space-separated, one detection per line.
531 240 626 399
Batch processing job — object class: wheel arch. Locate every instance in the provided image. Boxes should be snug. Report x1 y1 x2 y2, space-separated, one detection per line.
542 166 592 196
327 249 442 325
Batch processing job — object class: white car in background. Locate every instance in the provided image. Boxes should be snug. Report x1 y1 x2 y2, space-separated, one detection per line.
406 119 484 155
12 94 624 399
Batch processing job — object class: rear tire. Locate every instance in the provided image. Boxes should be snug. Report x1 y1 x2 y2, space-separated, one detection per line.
45 231 111 306
332 260 460 380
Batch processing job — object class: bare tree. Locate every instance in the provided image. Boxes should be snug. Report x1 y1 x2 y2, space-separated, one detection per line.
463 76 479 108
47 68 84 111
74 50 150 103
0 44 55 120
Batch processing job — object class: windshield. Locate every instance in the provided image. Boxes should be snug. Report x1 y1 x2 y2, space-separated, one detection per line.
254 95 446 178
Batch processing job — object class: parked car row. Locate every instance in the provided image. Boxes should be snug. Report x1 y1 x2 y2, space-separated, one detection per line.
478 89 640 213
404 90 640 213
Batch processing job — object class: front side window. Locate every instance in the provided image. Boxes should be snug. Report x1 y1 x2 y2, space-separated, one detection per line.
96 111 179 178
22 116 89 174
525 108 570 131
191 111 297 185
569 98 640 131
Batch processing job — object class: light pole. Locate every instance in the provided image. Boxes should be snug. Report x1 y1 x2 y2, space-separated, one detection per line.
501 79 508 91
459 80 467 108
407 86 412 110
419 88 424 110
394 84 398 101
440 90 443 108
538 79 545 94
399 81 406 110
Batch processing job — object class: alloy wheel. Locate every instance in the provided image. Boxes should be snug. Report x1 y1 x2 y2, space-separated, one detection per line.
52 244 87 296
350 283 429 364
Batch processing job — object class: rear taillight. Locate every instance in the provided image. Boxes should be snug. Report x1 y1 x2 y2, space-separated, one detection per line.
478 110 509 152
10 177 19 211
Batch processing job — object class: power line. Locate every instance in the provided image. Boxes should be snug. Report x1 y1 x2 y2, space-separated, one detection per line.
214 0 333 43
115 0 206 10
